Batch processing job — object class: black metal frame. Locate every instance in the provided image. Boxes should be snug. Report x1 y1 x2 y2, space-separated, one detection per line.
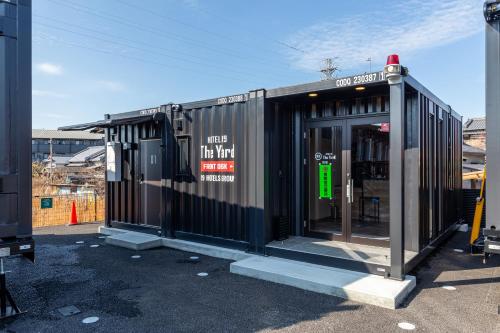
303 114 390 248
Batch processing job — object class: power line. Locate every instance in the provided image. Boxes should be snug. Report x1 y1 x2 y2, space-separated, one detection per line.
45 0 295 71
187 3 309 55
113 0 307 56
33 14 298 81
33 18 297 82
35 33 263 86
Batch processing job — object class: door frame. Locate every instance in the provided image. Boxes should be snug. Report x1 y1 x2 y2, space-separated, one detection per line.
304 119 347 242
346 115 390 247
139 138 162 228
303 114 390 247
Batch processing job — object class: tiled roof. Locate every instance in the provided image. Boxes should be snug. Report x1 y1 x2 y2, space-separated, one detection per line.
463 117 485 132
32 129 104 140
463 144 485 154
463 163 484 171
68 146 105 163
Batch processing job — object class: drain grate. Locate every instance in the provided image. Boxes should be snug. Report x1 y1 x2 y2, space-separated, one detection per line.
57 305 81 317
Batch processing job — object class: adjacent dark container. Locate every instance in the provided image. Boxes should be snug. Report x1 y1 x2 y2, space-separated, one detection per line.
0 0 32 239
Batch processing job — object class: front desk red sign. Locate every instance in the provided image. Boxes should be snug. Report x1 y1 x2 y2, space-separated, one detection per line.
200 161 235 173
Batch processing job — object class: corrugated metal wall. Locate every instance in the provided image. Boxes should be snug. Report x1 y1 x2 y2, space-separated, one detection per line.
418 93 462 249
170 93 265 246
264 102 293 243
106 121 162 225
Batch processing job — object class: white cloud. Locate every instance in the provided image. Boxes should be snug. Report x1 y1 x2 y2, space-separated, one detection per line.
97 80 125 92
285 0 484 73
36 63 63 76
32 89 68 99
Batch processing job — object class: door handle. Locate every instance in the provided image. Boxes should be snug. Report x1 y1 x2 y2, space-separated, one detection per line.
346 177 354 204
350 179 354 204
346 177 351 204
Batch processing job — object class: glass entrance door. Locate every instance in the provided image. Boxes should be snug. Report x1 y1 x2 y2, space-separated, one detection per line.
347 117 390 246
305 122 345 241
304 116 390 246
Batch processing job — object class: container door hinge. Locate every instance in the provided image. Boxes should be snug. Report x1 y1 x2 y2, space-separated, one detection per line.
303 158 307 165
303 220 307 227
303 132 307 139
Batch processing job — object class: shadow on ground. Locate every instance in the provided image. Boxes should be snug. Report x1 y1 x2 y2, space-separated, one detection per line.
0 224 498 333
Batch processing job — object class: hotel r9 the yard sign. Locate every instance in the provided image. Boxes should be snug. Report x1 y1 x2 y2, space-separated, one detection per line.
200 135 235 183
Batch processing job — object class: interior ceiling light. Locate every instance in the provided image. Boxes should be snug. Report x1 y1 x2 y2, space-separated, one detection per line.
308 93 318 97
355 86 366 91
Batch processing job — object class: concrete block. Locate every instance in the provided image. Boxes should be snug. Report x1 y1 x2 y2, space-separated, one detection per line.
105 232 162 250
230 256 416 309
98 226 127 236
161 238 251 261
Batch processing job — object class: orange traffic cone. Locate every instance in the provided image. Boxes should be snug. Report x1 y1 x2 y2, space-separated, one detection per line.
69 201 78 226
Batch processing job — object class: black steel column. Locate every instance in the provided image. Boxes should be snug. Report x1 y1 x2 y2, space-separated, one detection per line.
485 1 500 230
163 104 176 238
389 79 405 280
247 90 266 253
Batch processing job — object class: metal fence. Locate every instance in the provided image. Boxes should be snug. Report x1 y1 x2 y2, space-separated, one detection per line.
32 194 105 228
462 189 485 227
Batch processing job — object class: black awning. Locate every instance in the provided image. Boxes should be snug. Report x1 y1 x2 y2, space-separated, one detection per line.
58 113 163 131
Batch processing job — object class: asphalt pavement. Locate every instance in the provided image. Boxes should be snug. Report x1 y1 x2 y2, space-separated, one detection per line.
0 223 498 333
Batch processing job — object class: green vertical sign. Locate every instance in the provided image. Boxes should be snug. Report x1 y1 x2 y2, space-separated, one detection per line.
318 163 332 199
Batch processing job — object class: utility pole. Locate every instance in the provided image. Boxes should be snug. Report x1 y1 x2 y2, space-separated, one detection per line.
320 58 340 80
366 57 372 73
49 138 53 183
483 0 500 259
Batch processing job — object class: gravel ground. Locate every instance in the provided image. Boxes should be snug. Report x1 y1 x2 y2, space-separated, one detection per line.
0 223 498 333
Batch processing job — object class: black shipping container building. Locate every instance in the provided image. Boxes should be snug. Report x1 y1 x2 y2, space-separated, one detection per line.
63 65 462 280
0 0 34 257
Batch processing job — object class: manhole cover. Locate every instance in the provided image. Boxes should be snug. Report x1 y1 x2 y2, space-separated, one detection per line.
82 316 99 324
57 305 81 317
441 285 456 291
398 322 416 330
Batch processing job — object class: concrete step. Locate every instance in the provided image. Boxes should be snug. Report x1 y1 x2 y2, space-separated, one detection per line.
230 256 416 309
161 238 251 261
105 231 162 250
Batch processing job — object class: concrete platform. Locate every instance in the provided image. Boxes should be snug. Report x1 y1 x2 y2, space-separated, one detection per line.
100 226 249 260
230 256 416 309
267 236 418 266
105 231 163 250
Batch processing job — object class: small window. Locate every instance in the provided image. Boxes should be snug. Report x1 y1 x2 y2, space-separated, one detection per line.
177 137 190 175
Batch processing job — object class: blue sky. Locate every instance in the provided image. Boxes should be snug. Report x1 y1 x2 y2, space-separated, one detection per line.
33 0 485 129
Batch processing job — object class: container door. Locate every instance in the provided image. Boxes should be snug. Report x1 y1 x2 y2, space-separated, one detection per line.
304 121 346 241
346 116 390 247
140 139 162 227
